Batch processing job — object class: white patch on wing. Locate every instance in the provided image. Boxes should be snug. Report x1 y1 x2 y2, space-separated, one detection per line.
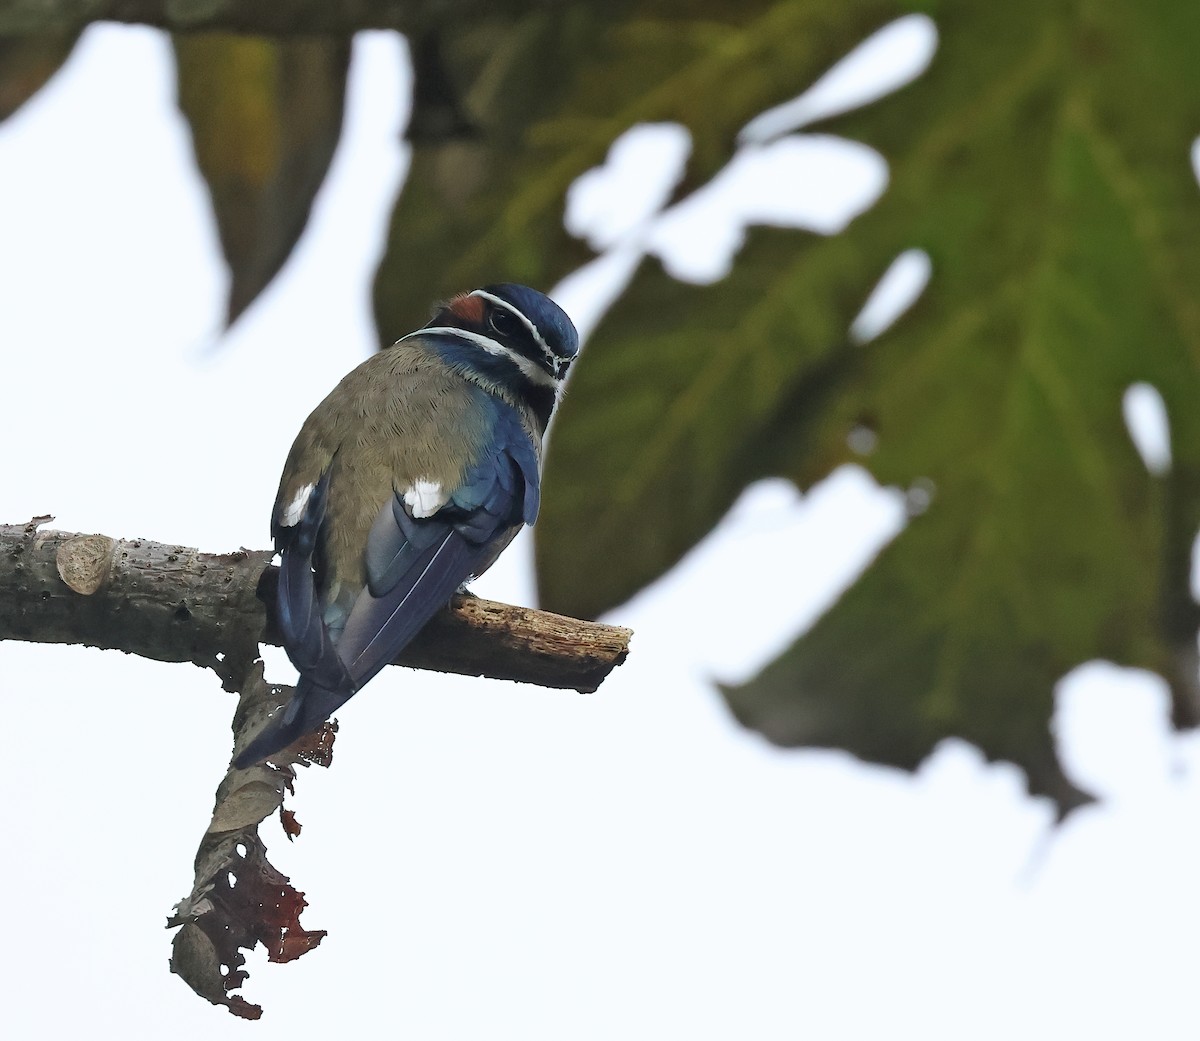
280 482 315 527
404 478 447 518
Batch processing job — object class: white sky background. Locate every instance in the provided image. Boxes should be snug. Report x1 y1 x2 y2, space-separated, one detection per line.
2 20 1200 1039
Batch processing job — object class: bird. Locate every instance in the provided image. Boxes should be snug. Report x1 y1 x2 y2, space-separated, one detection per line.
234 284 579 768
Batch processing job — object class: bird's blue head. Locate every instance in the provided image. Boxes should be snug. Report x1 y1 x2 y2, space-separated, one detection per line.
477 283 580 378
419 284 579 429
429 284 578 380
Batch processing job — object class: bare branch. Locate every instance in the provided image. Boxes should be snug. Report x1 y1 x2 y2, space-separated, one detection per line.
0 518 632 694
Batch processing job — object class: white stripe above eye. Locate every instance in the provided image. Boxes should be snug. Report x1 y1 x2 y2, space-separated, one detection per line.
469 289 557 366
404 326 560 390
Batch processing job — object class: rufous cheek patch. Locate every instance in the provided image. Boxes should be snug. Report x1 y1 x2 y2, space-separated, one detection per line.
449 293 486 323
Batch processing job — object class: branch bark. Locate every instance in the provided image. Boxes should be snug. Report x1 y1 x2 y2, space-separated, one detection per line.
0 0 592 35
0 518 631 694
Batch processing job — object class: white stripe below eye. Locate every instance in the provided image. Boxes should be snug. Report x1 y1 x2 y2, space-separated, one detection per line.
469 290 558 368
404 326 561 390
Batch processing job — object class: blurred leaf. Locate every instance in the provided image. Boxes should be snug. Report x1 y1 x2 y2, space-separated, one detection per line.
723 0 1200 805
372 1 884 340
173 34 350 326
537 229 871 620
535 0 897 614
539 0 1200 803
374 7 612 339
0 30 78 122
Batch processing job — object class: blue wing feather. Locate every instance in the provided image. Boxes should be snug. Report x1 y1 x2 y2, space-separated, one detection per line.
235 395 540 768
271 471 355 691
346 404 536 685
449 399 541 526
273 470 326 664
365 494 446 596
339 527 492 687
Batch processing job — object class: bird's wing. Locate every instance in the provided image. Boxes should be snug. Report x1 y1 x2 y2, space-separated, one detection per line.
337 404 540 690
272 468 357 694
450 397 542 530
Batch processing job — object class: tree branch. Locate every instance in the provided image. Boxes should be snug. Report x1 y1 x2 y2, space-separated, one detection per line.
0 515 628 1017
0 0 587 35
0 518 631 694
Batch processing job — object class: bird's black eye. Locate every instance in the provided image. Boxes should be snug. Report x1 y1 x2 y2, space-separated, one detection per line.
488 308 515 336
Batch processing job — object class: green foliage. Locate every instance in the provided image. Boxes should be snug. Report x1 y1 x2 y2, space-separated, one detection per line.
173 33 350 325
370 2 895 336
538 0 1200 804
717 0 1200 804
